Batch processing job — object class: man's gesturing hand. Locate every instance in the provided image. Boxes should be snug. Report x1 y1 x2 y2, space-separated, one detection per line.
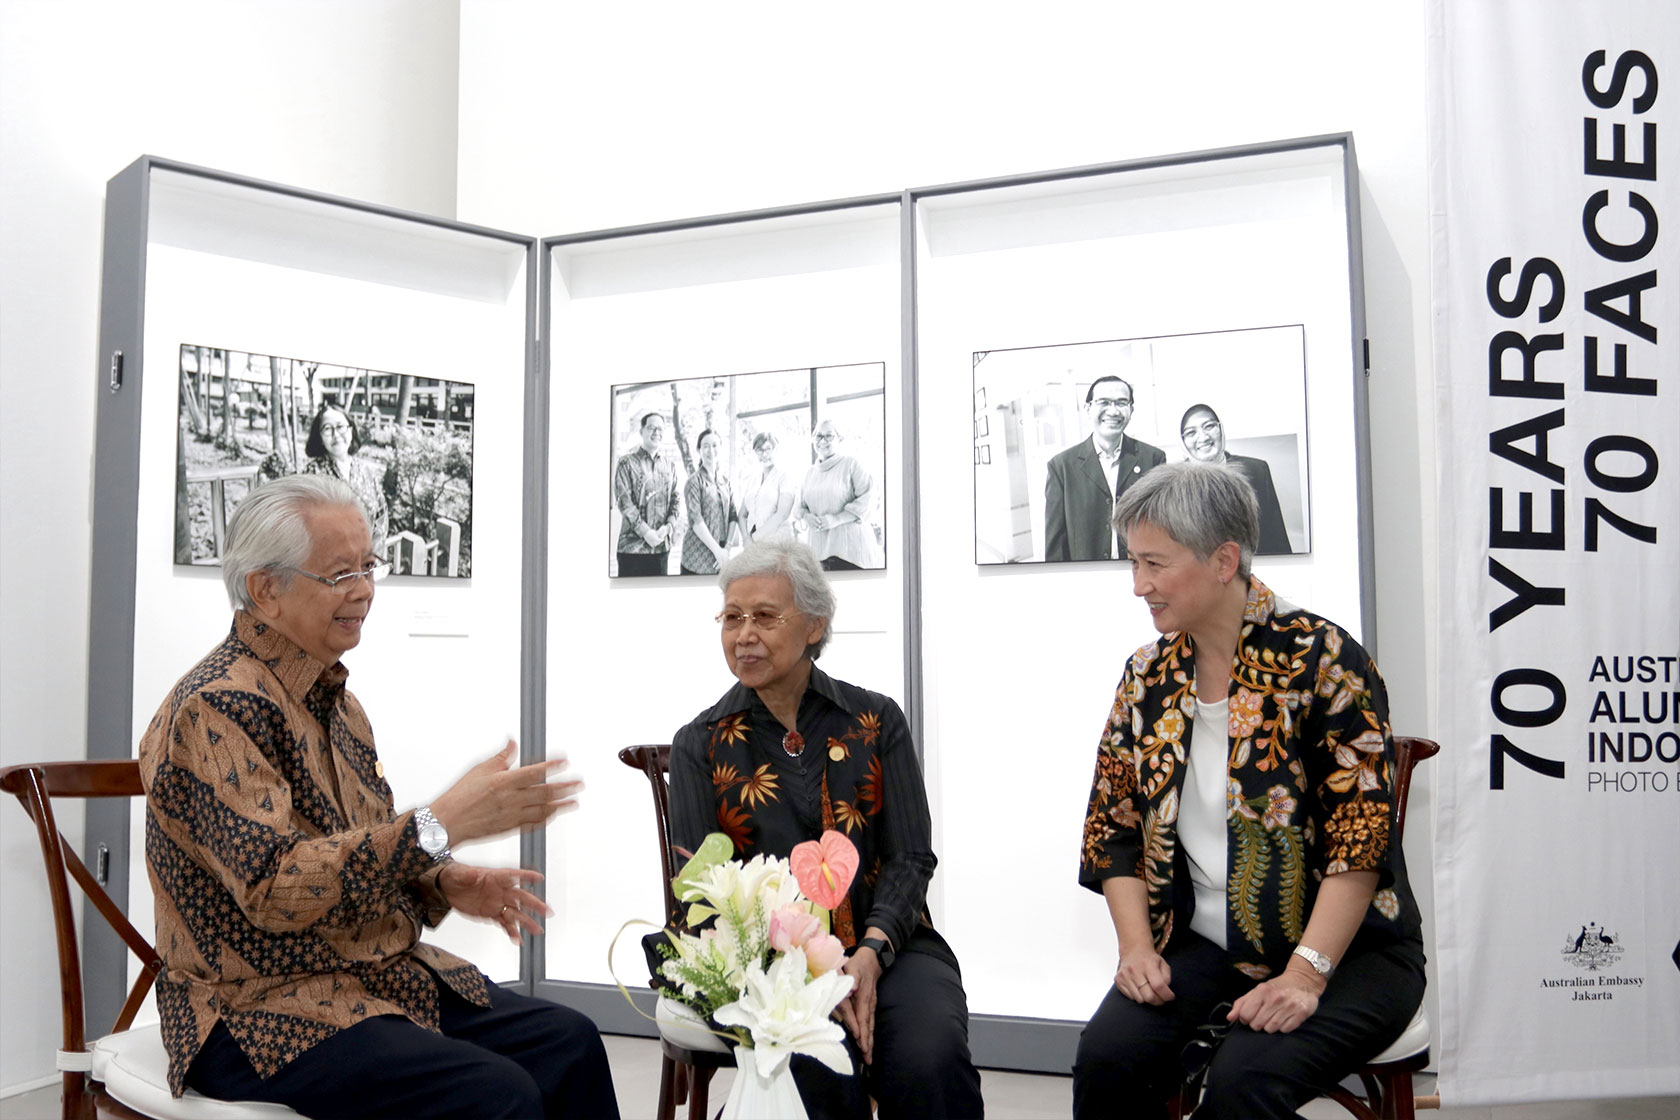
429 740 582 846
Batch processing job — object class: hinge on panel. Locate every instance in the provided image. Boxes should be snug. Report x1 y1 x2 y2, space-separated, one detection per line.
1362 338 1371 375
108 350 124 393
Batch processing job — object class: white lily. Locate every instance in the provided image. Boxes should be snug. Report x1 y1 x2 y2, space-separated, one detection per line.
686 853 802 919
713 947 855 1077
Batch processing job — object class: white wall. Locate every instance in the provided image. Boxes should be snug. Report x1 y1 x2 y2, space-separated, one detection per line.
0 0 462 1094
457 0 1435 722
456 0 1439 1026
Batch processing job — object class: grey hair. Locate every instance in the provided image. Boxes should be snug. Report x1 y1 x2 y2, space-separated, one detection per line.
1112 461 1259 579
223 474 367 610
718 537 837 660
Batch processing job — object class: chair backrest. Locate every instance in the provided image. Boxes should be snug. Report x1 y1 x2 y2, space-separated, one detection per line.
617 745 683 927
1389 735 1440 844
1 760 164 1109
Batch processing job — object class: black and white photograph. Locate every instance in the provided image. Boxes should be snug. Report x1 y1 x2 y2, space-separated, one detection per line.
972 325 1311 565
608 362 887 578
174 344 476 577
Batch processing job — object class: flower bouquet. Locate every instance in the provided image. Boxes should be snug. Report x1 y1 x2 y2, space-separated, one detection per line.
650 830 860 1120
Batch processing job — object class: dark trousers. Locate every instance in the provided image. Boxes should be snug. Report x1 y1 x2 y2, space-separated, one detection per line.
617 551 669 577
186 981 620 1120
793 939 985 1120
1072 930 1423 1120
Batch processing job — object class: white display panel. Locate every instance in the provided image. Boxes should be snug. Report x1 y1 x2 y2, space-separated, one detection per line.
123 169 531 989
543 204 906 985
916 144 1367 1020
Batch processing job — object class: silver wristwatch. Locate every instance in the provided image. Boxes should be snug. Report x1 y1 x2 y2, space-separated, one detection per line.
414 806 452 864
1292 944 1335 978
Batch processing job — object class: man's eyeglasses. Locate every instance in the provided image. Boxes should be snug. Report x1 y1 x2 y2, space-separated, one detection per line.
286 562 391 593
1090 397 1133 411
813 432 837 443
716 608 792 631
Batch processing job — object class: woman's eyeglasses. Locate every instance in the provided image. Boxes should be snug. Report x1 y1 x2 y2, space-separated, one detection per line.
715 609 791 631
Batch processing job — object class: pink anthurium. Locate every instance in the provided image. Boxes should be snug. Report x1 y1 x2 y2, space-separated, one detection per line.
789 830 858 912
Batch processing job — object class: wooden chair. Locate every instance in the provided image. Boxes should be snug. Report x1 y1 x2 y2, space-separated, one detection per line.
1171 735 1441 1120
1 760 299 1119
618 745 736 1120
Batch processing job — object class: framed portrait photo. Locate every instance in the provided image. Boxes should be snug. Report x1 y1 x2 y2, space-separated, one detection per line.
607 362 887 577
174 343 477 578
972 324 1310 565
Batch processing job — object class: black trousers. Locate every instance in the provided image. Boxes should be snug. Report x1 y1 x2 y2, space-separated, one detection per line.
1072 929 1423 1120
793 935 985 1120
186 980 620 1120
616 551 669 577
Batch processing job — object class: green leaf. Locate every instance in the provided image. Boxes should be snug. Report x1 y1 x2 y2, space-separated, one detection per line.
673 832 734 898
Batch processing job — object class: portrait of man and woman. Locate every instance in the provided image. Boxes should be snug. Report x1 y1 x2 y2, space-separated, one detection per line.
972 325 1312 565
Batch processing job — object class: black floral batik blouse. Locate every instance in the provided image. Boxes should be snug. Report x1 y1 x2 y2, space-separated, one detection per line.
670 666 938 955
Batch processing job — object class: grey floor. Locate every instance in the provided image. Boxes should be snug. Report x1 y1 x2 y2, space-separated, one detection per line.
2 1035 1675 1118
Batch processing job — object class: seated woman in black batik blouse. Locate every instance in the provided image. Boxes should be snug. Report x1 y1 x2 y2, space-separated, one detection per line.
669 537 984 1120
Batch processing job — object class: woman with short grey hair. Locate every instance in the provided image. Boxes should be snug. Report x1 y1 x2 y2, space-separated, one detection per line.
667 537 983 1119
717 533 837 659
1074 460 1425 1118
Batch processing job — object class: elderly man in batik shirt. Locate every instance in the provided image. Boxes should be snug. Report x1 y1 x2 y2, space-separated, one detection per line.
138 474 619 1119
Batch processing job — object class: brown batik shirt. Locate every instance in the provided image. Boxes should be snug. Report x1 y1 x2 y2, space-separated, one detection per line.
138 612 489 1096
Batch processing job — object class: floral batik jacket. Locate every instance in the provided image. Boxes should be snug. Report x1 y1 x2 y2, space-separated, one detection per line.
1078 578 1421 979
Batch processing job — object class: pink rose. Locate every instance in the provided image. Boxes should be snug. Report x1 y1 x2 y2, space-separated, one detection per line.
768 905 821 952
804 932 846 976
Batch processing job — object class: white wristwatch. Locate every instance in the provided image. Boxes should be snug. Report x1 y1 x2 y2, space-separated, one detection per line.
414 806 453 864
1292 944 1335 978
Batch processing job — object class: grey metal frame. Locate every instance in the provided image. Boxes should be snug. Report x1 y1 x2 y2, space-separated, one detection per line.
83 155 540 1031
84 134 1369 1074
897 132 1370 1072
533 194 907 1028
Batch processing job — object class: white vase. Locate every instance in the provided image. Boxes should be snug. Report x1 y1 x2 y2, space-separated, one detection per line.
721 1056 806 1120
654 995 733 1054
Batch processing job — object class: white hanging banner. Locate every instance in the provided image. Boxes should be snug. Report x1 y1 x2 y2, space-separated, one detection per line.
1428 0 1680 1106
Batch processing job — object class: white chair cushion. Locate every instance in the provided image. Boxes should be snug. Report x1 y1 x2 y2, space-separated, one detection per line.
89 1025 302 1119
1368 1002 1430 1064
